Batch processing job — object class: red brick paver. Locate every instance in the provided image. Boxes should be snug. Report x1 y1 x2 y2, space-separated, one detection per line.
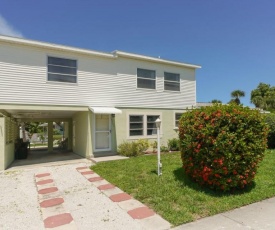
36 179 54 185
81 171 94 175
36 173 51 178
40 198 64 208
97 184 115 190
38 187 58 194
110 193 132 202
44 213 73 228
88 177 103 182
128 206 155 219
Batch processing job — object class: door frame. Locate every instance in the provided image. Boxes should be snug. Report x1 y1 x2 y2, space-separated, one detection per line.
93 114 111 152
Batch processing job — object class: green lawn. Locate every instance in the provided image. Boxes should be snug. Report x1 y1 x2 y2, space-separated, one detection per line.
91 150 275 226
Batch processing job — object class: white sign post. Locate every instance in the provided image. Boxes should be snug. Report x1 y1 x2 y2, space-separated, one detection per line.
155 118 162 176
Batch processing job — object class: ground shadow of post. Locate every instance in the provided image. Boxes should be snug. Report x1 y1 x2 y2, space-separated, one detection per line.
173 167 256 197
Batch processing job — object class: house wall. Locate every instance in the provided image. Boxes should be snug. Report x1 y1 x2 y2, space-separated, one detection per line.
0 41 196 109
0 117 16 171
5 142 14 169
0 118 5 171
115 108 186 148
72 111 92 158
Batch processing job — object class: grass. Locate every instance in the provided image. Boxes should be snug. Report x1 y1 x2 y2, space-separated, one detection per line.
91 150 275 226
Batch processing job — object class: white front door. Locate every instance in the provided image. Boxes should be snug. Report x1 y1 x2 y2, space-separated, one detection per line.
94 114 111 151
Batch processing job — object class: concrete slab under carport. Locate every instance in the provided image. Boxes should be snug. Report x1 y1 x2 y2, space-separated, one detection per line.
8 148 92 170
0 103 90 171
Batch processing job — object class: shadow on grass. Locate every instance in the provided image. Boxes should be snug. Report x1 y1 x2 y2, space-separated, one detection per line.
173 167 255 197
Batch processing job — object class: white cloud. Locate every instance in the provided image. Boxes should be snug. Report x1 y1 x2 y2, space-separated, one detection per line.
0 14 23 38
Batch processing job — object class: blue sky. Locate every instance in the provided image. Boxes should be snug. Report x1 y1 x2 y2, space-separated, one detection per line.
1 0 275 106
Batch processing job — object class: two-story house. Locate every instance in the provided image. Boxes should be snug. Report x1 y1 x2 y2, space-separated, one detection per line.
0 35 201 170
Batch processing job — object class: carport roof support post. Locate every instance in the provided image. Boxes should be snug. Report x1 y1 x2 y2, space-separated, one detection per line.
48 121 53 153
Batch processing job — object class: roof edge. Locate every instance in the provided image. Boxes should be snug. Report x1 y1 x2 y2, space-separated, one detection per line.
113 50 201 69
0 35 201 68
0 35 115 59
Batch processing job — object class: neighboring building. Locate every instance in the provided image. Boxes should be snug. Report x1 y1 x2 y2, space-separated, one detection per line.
0 35 201 170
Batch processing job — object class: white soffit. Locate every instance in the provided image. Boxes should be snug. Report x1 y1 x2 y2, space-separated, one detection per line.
89 107 122 114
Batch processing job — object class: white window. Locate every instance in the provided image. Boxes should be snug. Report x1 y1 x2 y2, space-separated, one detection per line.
129 115 144 136
129 114 160 137
175 113 183 128
164 72 180 91
137 68 156 89
146 115 159 135
48 57 77 83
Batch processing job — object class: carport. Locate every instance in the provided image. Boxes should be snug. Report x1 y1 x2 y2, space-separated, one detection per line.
0 104 90 170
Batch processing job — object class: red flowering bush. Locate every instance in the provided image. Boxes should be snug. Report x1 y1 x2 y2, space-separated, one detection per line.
179 104 268 191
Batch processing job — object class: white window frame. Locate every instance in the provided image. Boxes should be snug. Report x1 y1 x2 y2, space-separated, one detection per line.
47 56 78 84
174 110 186 129
136 68 156 90
164 72 180 92
127 112 162 139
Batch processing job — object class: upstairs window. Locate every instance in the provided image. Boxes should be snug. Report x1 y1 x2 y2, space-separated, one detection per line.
164 72 180 91
137 68 156 89
48 57 77 83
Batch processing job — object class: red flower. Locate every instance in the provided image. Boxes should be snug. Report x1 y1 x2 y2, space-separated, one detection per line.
215 174 221 178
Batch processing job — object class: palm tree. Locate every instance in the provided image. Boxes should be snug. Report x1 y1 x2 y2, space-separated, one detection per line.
231 90 245 105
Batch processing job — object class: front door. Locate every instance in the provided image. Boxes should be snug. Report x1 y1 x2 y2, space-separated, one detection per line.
94 114 111 151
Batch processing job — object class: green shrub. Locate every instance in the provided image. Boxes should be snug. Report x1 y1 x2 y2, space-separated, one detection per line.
151 141 157 153
264 113 275 149
179 104 268 191
118 139 149 157
136 139 150 154
160 145 169 152
167 138 180 151
53 135 63 141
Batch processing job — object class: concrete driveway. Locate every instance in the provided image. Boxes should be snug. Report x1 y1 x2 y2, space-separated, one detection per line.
1 158 170 230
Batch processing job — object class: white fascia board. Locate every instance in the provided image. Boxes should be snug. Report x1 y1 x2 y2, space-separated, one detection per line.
113 50 201 69
0 35 115 59
89 107 122 114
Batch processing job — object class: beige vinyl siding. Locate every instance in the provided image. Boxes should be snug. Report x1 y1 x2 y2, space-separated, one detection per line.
0 42 196 109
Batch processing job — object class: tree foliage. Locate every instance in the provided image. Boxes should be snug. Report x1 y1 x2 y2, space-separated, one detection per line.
24 122 43 134
211 99 222 104
264 113 275 149
250 83 275 111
